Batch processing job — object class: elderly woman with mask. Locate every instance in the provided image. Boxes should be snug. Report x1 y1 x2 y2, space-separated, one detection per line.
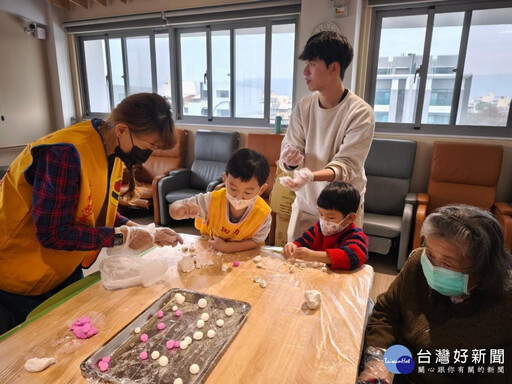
358 205 512 384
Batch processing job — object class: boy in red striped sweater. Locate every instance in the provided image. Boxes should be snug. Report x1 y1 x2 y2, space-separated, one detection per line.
283 181 368 270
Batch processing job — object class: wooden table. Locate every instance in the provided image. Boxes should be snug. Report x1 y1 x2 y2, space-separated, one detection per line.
0 234 374 384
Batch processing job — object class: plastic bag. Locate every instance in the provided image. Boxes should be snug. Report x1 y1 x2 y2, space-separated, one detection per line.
99 256 168 290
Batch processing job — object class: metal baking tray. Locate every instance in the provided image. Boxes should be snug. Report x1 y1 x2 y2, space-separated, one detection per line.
80 288 251 383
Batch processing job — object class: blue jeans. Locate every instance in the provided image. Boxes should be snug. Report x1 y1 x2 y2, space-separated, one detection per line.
0 266 83 334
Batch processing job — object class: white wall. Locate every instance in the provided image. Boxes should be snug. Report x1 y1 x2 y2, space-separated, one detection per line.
0 10 54 153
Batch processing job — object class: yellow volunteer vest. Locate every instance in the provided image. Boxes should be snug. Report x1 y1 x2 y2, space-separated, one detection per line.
194 188 271 241
0 120 124 295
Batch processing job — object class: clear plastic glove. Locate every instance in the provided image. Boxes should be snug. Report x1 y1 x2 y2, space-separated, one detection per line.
120 225 154 250
357 348 394 384
280 145 304 168
279 167 314 191
153 227 184 247
170 201 200 220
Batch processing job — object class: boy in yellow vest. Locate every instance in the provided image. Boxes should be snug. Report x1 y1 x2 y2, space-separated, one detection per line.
170 148 271 252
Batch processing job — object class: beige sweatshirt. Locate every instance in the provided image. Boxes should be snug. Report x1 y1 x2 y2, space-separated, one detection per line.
281 91 375 214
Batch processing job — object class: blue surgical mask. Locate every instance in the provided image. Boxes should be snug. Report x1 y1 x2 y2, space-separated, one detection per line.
420 249 470 297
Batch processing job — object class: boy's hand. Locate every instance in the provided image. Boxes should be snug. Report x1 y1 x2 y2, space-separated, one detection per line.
291 247 316 260
170 201 199 219
283 242 298 259
208 236 227 252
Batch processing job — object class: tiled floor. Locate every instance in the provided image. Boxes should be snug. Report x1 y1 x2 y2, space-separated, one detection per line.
117 207 399 301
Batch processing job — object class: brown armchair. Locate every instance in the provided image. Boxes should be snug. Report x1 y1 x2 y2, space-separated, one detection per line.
494 203 512 251
412 141 503 249
119 129 189 222
246 133 284 245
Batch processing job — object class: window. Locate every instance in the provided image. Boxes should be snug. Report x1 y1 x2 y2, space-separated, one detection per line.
367 1 512 136
76 15 297 127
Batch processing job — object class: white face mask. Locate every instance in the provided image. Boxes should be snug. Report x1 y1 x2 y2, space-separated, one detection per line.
226 193 258 210
319 216 350 236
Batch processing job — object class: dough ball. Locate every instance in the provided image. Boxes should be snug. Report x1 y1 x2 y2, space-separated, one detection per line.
134 327 141 334
151 351 160 360
207 329 216 338
172 305 178 311
174 379 183 384
190 363 200 374
225 307 234 317
158 356 169 367
198 298 207 308
200 312 210 321
193 331 203 340
216 319 224 327
304 289 322 310
175 293 186 305
184 336 192 345
197 319 205 328
179 341 188 350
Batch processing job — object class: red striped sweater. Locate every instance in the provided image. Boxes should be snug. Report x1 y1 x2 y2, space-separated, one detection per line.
293 222 369 270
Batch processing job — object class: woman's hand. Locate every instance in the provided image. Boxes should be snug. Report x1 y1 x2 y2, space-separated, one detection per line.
357 359 393 383
153 227 184 247
120 225 154 250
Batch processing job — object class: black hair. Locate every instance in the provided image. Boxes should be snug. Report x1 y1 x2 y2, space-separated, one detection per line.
317 181 360 216
298 31 353 80
225 148 270 186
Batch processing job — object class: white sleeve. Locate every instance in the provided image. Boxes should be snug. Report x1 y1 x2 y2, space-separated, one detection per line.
181 192 211 221
251 213 272 244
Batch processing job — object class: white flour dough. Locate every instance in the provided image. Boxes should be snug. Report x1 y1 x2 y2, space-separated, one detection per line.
158 356 169 367
200 312 210 321
178 256 195 273
225 307 234 316
304 290 322 310
207 329 216 338
24 357 56 372
193 331 203 340
197 319 205 328
151 351 160 360
216 319 224 327
190 363 200 374
198 298 207 308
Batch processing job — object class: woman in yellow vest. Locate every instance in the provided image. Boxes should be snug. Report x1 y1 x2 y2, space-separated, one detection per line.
0 93 183 334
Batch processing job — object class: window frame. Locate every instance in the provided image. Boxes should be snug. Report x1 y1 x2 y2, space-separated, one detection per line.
75 16 298 128
365 0 512 138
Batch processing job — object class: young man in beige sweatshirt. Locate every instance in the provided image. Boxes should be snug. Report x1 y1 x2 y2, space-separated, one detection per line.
279 31 375 241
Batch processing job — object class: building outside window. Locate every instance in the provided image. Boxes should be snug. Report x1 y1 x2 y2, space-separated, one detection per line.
366 1 512 136
76 15 297 128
